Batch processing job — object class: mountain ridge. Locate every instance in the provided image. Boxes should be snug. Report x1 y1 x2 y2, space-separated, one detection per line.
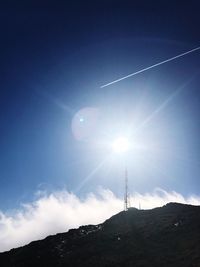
0 202 200 267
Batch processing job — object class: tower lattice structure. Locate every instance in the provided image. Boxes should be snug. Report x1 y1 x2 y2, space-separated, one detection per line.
124 167 130 211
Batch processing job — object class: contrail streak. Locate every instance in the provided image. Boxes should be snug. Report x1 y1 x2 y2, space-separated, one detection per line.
101 46 200 88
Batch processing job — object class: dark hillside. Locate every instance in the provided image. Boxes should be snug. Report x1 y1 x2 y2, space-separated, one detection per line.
0 203 200 267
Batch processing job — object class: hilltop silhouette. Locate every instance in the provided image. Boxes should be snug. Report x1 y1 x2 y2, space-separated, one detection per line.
0 202 200 266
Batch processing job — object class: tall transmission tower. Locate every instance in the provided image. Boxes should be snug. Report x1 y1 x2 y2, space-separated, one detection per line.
124 167 130 211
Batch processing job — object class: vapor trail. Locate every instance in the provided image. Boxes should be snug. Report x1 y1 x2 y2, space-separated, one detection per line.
101 46 200 88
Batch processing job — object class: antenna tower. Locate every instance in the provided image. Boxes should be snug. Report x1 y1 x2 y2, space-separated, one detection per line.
124 167 130 211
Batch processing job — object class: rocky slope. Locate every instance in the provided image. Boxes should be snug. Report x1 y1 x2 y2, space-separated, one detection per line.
0 203 200 267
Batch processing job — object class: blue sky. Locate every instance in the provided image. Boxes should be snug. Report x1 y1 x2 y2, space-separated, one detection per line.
0 1 200 213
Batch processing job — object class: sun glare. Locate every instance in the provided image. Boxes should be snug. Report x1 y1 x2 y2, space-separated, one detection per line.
112 137 130 153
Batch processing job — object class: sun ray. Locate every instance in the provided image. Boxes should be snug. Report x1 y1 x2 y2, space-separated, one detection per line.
74 154 112 193
130 75 198 136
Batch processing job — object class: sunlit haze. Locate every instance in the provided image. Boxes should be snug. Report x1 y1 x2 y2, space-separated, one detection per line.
112 137 130 153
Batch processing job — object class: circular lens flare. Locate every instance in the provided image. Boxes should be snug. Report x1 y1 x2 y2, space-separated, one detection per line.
112 137 130 153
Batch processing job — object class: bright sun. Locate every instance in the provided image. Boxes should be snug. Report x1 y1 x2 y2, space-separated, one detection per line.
112 137 130 153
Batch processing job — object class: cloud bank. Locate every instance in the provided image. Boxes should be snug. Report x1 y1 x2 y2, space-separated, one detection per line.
0 188 200 252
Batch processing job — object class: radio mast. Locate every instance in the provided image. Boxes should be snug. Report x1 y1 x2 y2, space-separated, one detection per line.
124 167 130 211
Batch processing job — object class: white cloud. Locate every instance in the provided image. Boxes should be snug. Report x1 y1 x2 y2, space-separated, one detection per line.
0 188 200 252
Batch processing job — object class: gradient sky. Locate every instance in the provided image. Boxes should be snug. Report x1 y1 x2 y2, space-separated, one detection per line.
0 1 200 211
